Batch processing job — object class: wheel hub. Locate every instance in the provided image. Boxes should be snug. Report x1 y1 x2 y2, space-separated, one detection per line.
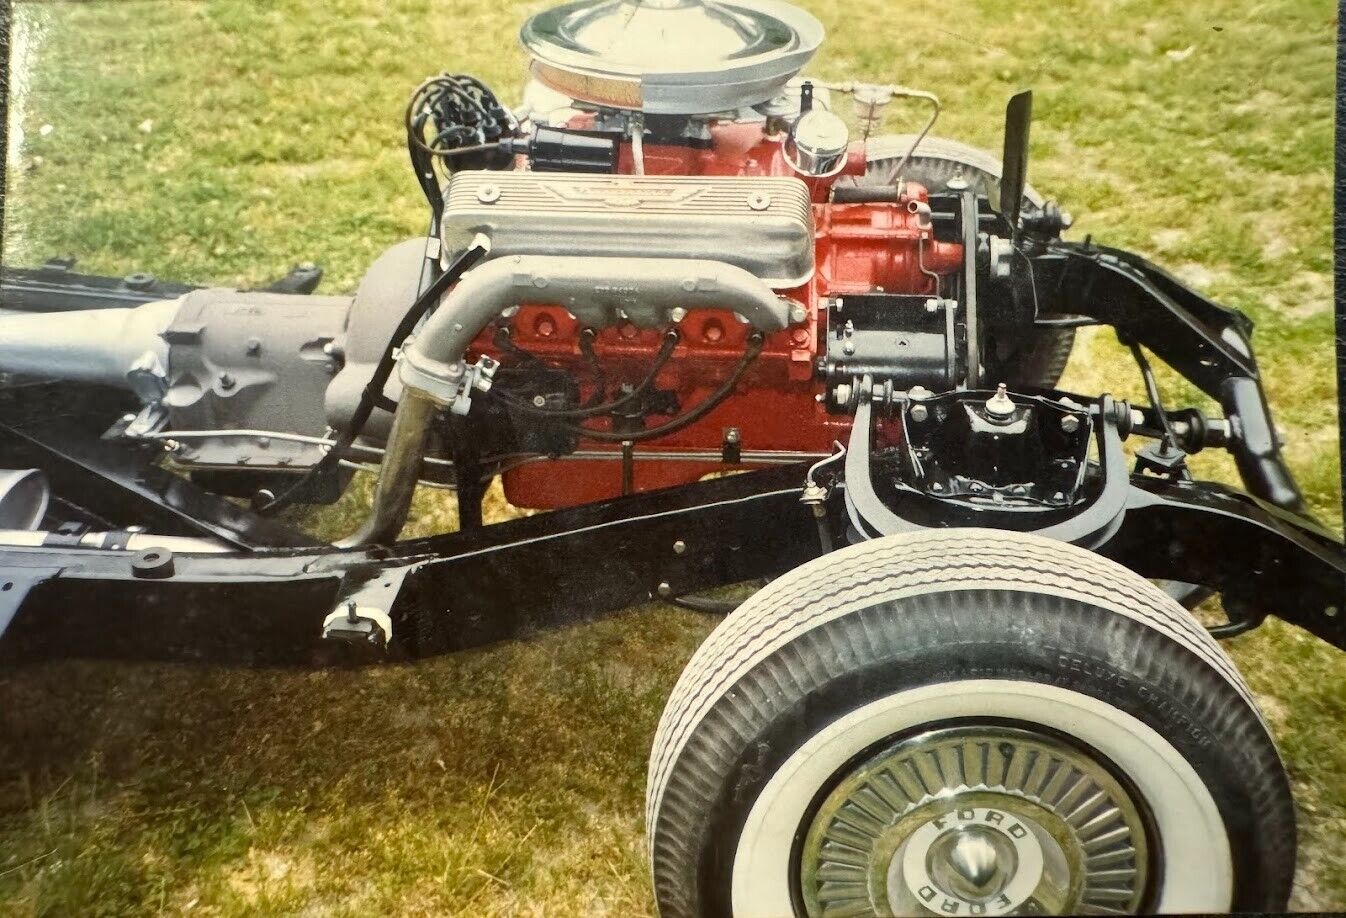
798 725 1151 916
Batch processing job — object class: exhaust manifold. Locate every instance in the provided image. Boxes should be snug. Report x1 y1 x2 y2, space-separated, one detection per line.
338 255 792 547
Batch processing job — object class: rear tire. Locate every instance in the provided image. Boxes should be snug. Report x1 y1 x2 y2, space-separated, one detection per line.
646 529 1294 917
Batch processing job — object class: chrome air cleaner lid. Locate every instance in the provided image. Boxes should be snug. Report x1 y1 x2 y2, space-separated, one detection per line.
520 0 824 115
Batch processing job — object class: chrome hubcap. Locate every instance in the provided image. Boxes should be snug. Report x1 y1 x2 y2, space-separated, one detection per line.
798 725 1151 916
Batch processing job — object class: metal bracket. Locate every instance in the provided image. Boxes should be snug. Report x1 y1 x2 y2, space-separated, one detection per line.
959 188 981 387
398 349 499 416
322 564 416 654
1134 441 1189 478
321 601 392 654
451 355 500 416
109 402 171 441
126 351 168 403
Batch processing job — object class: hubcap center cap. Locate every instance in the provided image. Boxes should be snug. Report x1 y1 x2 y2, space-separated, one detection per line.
897 807 1044 915
941 827 1007 895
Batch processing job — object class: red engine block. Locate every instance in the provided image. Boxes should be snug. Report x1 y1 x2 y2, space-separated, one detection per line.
472 121 964 508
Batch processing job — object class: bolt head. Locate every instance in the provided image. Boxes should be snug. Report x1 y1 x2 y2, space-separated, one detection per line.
1060 414 1081 434
909 403 929 423
747 191 772 211
673 540 687 555
984 383 1015 419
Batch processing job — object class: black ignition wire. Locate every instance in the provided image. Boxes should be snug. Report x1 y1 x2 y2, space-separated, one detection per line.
560 332 765 444
491 328 681 420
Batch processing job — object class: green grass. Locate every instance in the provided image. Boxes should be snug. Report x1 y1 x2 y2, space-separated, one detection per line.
1 0 1342 913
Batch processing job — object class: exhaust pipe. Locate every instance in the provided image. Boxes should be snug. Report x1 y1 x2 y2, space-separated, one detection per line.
0 469 49 530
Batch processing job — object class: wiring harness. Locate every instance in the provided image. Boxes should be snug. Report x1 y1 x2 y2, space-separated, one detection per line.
490 330 765 444
405 74 516 219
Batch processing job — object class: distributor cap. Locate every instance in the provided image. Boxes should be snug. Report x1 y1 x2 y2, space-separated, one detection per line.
520 0 824 115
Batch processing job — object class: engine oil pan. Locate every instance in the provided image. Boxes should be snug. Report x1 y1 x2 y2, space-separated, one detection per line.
440 171 814 289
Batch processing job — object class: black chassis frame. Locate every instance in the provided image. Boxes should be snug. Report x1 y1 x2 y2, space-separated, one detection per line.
0 244 1343 666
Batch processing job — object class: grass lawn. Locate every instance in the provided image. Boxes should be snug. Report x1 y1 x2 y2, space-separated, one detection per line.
1 0 1343 914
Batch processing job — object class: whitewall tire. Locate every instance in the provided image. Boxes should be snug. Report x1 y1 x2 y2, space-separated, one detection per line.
646 529 1294 917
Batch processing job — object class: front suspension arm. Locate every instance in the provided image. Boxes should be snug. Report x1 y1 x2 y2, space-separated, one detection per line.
1028 241 1305 511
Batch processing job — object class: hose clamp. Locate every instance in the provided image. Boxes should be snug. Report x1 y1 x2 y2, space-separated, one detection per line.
398 345 498 416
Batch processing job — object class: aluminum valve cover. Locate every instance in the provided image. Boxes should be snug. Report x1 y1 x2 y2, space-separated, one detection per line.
440 171 814 288
519 0 823 115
